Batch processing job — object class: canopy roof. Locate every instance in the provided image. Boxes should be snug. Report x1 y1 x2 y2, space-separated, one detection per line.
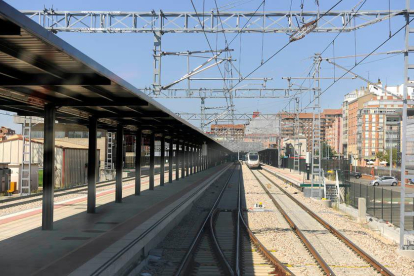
0 1 230 152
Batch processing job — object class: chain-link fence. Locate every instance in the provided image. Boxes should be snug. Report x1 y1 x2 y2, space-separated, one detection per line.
354 166 401 180
344 183 414 230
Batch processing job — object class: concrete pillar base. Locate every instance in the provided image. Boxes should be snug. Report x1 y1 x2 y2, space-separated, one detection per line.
397 249 414 259
321 199 331 208
357 198 366 224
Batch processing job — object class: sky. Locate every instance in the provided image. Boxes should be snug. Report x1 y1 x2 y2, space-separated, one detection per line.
0 0 410 133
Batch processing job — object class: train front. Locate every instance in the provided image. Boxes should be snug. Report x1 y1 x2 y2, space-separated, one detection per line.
247 152 260 169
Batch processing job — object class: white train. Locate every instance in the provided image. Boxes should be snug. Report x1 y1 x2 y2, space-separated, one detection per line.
245 152 260 169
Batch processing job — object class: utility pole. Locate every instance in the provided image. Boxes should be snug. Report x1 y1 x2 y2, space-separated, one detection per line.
389 129 392 176
293 97 300 173
400 0 412 250
311 53 322 198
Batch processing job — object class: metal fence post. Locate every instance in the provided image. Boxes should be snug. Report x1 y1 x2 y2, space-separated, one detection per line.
381 188 384 220
373 186 376 216
391 189 393 224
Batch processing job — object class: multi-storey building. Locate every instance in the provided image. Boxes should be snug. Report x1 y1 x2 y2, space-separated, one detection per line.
356 95 403 166
280 109 342 153
346 93 376 161
342 81 414 164
209 124 245 140
325 116 343 154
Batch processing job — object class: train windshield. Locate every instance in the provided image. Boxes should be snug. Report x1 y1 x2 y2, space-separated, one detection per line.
249 153 259 161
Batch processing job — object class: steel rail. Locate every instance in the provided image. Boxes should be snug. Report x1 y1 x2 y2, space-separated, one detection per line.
0 167 174 210
235 162 242 275
209 208 236 275
0 176 132 209
239 164 293 276
258 169 395 276
91 163 232 276
250 168 335 276
175 164 237 276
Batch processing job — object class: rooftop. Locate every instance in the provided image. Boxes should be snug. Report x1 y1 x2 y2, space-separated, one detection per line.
0 1 230 152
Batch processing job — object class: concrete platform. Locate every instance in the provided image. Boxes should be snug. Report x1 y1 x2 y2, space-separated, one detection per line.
0 164 230 275
261 164 335 187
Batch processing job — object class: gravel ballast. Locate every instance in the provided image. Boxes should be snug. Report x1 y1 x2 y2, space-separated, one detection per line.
242 165 323 276
261 167 414 276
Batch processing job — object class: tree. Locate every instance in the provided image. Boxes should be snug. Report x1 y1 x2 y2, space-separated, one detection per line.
376 151 386 162
321 142 335 159
376 149 398 166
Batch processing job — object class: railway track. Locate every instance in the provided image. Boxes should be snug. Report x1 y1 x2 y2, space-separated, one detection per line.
0 167 174 210
248 166 393 276
174 163 292 276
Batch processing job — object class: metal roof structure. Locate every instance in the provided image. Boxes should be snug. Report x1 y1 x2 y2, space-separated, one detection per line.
0 1 230 152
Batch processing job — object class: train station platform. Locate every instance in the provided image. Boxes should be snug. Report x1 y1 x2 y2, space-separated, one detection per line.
0 164 230 275
260 164 336 187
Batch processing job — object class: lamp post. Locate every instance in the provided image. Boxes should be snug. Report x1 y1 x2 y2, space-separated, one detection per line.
388 128 392 176
378 125 392 175
298 142 302 174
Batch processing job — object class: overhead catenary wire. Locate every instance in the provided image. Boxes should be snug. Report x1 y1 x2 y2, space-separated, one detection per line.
190 0 230 92
228 0 343 91
281 0 367 113
261 0 266 64
301 15 414 113
192 0 268 133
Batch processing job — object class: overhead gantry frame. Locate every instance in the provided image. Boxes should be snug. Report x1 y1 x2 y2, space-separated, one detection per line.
0 2 231 230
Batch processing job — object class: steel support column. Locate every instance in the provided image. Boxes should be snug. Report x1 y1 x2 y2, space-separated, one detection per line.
169 138 173 183
115 124 123 203
188 145 191 175
176 140 180 180
87 116 97 213
201 147 204 171
135 130 142 195
149 131 155 190
160 135 165 186
42 104 55 230
182 142 186 178
191 145 195 174
199 147 202 171
196 146 199 173
400 0 411 249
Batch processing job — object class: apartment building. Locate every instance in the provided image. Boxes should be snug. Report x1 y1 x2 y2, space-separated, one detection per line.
345 93 376 161
342 81 414 164
209 124 245 140
325 115 343 154
280 109 342 153
356 96 403 166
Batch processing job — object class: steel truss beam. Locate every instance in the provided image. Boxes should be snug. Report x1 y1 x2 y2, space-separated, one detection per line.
177 112 278 121
22 10 405 33
142 88 314 98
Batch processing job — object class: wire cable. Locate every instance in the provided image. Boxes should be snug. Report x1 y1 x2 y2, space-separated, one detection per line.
231 0 343 90
282 0 367 112
301 15 414 112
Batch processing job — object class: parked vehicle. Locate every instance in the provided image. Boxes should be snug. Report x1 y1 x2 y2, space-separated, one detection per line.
350 171 362 179
370 176 398 186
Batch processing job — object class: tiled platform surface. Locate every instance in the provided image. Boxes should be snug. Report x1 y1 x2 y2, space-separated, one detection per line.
0 164 229 275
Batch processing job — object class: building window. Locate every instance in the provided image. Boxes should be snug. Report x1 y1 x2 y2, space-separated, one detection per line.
68 131 89 138
32 131 44 138
56 131 65 138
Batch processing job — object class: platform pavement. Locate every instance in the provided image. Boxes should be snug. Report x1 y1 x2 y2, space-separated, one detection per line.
0 164 229 275
261 164 336 187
